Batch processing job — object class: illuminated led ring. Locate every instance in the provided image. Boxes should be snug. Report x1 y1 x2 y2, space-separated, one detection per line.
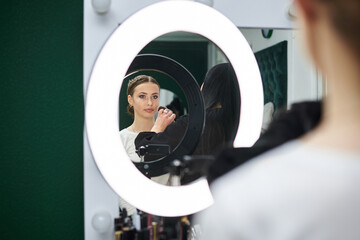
126 54 205 177
86 0 263 217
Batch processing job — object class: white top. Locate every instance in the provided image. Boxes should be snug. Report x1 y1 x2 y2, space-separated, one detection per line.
119 128 141 162
195 140 360 240
118 128 170 215
119 128 170 184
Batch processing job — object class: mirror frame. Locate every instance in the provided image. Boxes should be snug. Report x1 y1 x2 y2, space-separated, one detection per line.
85 0 263 216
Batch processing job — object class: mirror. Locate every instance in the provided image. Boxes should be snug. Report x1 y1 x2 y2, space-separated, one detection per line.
85 0 263 217
119 32 242 183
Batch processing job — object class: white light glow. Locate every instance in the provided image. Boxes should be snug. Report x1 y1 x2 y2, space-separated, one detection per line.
85 0 263 216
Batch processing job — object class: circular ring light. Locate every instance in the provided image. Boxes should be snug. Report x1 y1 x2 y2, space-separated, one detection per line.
126 54 205 178
86 0 263 217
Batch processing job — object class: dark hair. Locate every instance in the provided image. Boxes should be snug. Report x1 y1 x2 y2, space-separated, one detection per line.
207 100 322 184
126 75 160 117
201 63 240 141
180 64 240 184
166 97 184 120
319 0 360 59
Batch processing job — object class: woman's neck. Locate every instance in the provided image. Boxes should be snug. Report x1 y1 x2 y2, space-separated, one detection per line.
128 116 155 133
302 30 360 152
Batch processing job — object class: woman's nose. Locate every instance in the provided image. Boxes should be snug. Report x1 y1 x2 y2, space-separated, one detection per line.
147 98 153 105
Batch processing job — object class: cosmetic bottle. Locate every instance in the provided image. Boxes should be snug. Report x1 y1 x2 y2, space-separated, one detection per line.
114 218 123 240
147 214 153 239
123 214 138 240
122 226 136 240
180 216 190 240
152 221 158 240
132 210 141 231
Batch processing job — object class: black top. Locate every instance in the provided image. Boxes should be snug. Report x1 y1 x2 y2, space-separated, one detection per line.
135 108 233 161
207 101 323 184
135 108 234 183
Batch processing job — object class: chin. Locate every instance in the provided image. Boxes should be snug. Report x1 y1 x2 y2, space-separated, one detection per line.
142 113 155 119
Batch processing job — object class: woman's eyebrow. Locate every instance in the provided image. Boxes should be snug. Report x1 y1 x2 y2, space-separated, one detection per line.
137 92 159 95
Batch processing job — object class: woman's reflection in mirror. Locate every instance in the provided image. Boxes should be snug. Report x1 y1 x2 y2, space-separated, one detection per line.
119 75 175 215
135 63 239 184
120 75 160 161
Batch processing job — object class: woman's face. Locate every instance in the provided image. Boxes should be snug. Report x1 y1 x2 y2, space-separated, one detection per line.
128 82 160 120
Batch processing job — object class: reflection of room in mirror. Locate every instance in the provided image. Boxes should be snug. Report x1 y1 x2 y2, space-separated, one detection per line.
208 42 229 68
151 31 230 68
159 89 175 109
240 28 324 112
142 31 230 75
127 34 244 184
159 89 187 119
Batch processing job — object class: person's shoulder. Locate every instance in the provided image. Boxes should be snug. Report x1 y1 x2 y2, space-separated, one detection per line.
119 128 129 142
119 128 131 137
173 114 189 127
119 128 138 142
211 139 360 203
199 140 360 240
212 140 302 184
120 128 138 135
211 140 318 185
119 128 127 133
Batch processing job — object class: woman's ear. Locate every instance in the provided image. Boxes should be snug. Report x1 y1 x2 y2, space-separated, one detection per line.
295 0 318 22
128 95 133 105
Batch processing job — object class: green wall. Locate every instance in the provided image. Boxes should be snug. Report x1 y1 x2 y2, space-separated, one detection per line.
0 1 84 239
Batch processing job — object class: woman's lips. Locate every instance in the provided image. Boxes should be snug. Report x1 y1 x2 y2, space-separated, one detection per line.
144 109 154 113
